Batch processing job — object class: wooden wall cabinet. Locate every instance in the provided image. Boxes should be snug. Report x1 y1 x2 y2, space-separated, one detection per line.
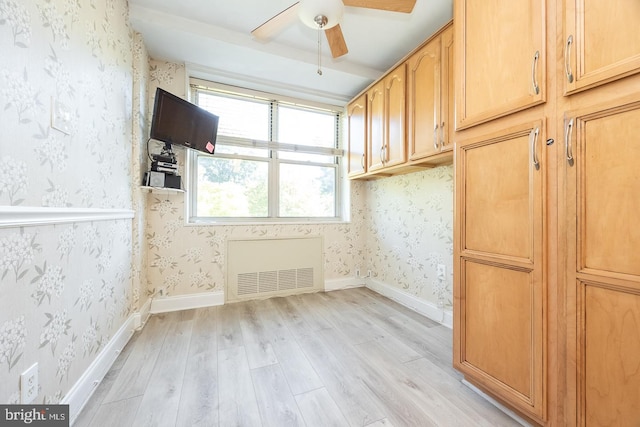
408 25 454 160
367 80 385 172
367 64 407 173
455 0 546 130
563 0 640 94
347 22 453 180
347 94 367 178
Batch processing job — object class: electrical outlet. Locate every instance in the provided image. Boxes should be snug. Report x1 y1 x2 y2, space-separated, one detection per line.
355 268 360 278
437 264 446 280
21 363 38 404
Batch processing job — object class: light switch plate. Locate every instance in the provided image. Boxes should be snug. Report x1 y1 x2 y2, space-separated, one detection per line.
51 97 72 135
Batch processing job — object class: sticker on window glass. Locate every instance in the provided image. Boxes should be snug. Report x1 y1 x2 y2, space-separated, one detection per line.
205 141 215 153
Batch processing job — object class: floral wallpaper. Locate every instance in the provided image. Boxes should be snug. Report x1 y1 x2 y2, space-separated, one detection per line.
0 0 145 407
0 221 133 404
365 165 454 308
0 0 133 209
146 188 367 297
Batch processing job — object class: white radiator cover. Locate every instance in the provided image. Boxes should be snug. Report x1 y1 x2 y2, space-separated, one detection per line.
226 236 324 302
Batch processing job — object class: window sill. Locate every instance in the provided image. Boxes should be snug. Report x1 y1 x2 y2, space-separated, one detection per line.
184 219 351 227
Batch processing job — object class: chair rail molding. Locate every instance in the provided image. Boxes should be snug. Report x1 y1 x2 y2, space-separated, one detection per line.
0 206 135 228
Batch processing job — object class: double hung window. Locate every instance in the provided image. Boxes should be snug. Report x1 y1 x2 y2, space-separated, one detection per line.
187 83 343 223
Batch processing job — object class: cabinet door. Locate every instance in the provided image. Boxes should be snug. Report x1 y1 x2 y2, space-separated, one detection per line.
367 81 385 172
454 121 545 421
455 0 545 129
564 0 640 94
408 38 440 160
347 94 367 177
564 99 640 426
440 25 454 152
384 64 407 167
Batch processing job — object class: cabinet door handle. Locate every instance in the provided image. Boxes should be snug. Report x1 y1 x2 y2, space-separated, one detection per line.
361 153 365 169
380 145 385 165
565 117 574 164
433 123 440 151
531 50 540 95
440 121 446 148
565 35 574 83
530 127 540 170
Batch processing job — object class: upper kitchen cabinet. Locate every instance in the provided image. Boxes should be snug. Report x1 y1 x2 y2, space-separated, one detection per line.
367 64 407 173
384 64 407 168
347 93 367 178
455 0 546 129
408 24 454 160
563 0 640 95
367 80 385 172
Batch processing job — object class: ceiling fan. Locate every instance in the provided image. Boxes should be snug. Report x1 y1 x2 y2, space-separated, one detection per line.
251 0 417 59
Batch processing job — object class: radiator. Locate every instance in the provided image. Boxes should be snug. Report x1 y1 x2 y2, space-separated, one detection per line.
226 236 324 302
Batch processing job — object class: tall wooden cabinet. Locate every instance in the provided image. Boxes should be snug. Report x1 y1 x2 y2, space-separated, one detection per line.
561 1 640 425
563 95 640 427
455 120 546 421
454 0 640 425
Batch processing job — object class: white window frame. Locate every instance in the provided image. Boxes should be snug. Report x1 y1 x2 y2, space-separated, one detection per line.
186 81 345 224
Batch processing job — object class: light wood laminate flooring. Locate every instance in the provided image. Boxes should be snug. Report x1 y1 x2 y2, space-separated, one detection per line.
75 288 519 427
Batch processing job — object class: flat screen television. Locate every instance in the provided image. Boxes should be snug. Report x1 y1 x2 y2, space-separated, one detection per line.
150 87 218 154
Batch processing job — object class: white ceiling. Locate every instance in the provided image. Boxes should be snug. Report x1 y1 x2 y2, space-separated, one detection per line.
129 0 453 107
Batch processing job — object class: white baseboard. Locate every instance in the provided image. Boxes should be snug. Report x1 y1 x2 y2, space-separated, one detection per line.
324 277 365 291
133 297 152 330
366 278 453 328
63 312 137 425
149 290 225 313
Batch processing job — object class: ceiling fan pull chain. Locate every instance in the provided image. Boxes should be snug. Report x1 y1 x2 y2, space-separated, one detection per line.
313 14 328 75
317 26 322 75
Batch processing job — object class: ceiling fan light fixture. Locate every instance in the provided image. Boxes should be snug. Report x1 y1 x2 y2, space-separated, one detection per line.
299 0 344 29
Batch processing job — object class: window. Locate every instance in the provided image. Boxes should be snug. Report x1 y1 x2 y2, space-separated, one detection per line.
188 83 343 223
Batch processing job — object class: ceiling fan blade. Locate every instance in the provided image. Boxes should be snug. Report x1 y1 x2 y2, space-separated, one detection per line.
342 0 416 13
325 24 349 58
251 2 300 40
